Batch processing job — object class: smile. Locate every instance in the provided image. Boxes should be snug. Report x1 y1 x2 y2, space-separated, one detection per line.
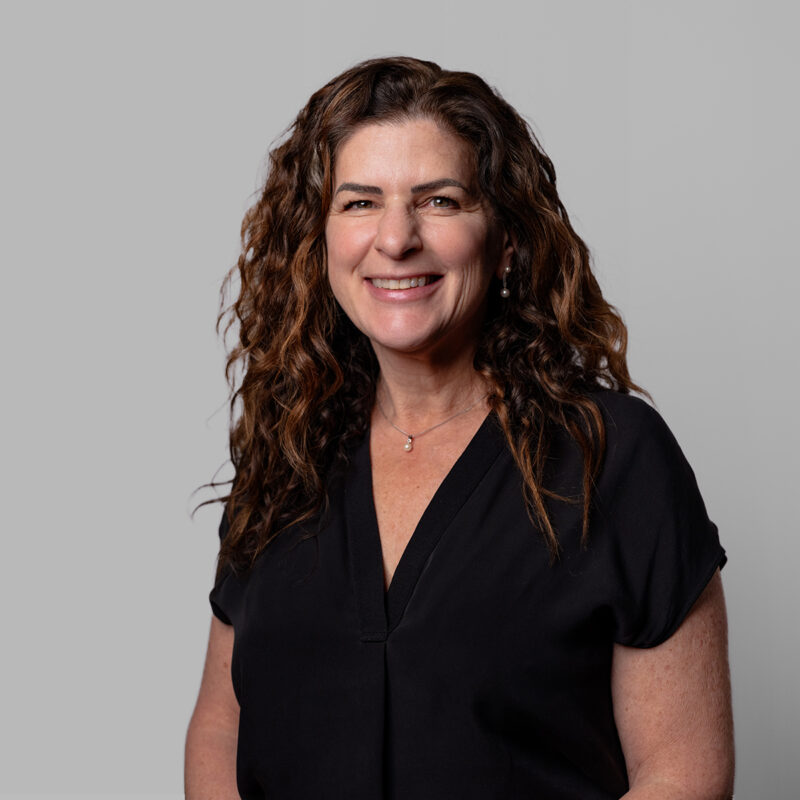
369 275 441 290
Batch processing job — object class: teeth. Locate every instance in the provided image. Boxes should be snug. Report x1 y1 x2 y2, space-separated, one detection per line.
371 276 432 290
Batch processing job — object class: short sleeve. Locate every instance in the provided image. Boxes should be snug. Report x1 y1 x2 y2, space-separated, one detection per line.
208 507 246 627
597 397 727 648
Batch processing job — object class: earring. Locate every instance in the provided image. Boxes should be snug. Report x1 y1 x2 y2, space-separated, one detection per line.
500 265 511 298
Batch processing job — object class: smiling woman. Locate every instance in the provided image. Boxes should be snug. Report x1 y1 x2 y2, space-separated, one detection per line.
326 119 511 361
185 57 733 800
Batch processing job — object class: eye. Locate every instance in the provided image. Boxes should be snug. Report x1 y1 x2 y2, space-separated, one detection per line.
342 199 375 211
429 196 459 209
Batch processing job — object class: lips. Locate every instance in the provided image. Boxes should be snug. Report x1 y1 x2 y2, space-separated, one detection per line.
369 275 441 290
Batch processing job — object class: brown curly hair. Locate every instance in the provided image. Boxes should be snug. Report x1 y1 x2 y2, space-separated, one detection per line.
210 56 643 582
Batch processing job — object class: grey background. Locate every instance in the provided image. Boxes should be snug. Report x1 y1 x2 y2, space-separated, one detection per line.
1 0 797 797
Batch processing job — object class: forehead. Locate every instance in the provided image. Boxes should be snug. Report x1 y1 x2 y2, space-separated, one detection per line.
333 118 476 185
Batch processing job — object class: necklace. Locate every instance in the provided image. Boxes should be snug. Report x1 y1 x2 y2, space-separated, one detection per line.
375 392 487 452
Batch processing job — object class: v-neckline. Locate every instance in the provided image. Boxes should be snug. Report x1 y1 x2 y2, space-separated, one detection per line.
344 411 506 642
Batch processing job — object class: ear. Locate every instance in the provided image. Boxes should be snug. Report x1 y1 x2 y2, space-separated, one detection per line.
495 229 516 280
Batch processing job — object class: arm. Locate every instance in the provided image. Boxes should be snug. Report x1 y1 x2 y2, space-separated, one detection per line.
185 616 241 800
612 570 734 799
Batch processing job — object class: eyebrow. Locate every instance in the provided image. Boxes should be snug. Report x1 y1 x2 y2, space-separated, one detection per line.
411 178 468 193
334 182 382 195
333 178 468 195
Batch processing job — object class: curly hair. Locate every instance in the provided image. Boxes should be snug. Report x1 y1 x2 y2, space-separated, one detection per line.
210 56 643 581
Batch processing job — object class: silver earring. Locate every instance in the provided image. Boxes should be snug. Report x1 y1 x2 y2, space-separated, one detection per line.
500 265 511 298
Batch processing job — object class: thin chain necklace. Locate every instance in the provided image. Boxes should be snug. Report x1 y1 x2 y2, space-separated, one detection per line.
375 391 487 452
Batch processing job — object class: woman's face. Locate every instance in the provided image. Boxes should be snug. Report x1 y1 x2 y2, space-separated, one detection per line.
325 118 511 362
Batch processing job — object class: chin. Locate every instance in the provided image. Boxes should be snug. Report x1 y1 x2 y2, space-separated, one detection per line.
369 335 435 355
359 316 438 352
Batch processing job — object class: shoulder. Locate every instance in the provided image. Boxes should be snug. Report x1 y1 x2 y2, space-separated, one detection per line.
584 389 710 519
539 390 673 496
590 388 664 435
582 391 725 647
588 389 681 466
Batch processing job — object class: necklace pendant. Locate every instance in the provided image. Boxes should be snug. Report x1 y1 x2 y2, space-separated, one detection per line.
403 436 414 452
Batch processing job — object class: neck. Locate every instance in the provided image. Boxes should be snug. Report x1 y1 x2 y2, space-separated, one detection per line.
373 345 489 432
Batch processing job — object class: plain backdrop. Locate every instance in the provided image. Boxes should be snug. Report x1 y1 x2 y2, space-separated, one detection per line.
1 0 797 797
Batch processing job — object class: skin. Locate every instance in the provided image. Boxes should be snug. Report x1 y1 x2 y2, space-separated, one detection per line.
185 117 734 797
186 580 734 798
184 618 239 799
614 571 734 798
325 118 512 368
326 119 513 589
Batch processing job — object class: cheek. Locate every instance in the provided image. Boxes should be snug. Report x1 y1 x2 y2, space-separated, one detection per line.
429 219 491 264
324 231 347 297
325 230 362 313
325 256 353 314
438 232 497 289
325 221 373 267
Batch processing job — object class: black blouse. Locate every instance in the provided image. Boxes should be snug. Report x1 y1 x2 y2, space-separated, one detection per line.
210 391 726 799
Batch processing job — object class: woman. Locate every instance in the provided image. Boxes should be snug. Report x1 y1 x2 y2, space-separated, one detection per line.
185 57 733 799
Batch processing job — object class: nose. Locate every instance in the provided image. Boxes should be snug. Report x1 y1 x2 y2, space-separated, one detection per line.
374 203 422 260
